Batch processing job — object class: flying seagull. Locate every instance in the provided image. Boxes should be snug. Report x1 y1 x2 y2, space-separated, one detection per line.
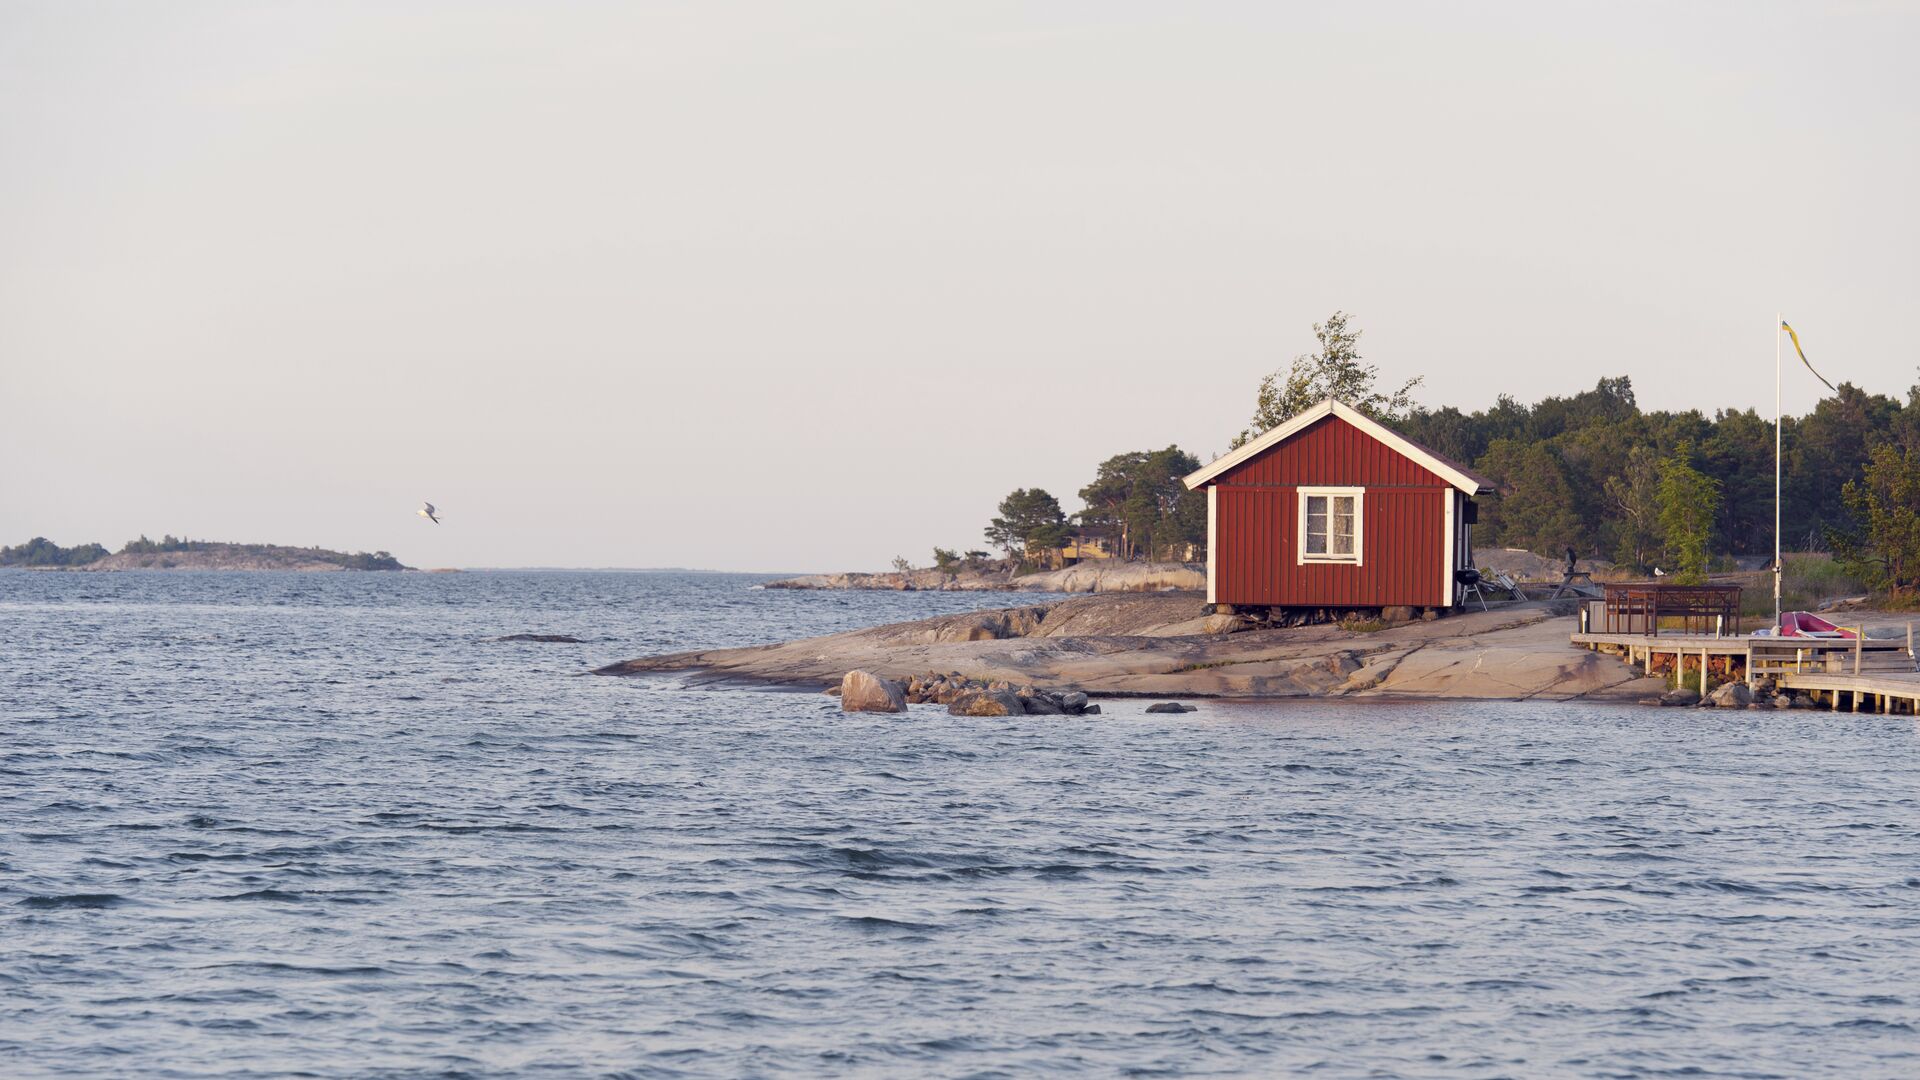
418 502 440 525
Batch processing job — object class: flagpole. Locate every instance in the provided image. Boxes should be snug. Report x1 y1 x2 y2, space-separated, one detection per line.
1774 312 1782 629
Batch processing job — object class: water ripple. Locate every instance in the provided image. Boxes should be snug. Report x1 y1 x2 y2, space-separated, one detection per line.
3 570 1919 1078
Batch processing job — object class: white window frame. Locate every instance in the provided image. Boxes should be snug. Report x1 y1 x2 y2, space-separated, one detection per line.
1297 487 1364 565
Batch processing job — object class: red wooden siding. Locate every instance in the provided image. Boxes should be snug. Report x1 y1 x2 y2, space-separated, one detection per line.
1207 413 1452 608
1214 486 1442 607
1214 415 1447 488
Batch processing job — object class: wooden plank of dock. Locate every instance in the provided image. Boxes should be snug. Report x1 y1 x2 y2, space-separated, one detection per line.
1571 627 1918 712
1778 671 1920 715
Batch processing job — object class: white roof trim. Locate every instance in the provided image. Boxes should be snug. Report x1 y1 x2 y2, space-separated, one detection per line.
1183 398 1489 494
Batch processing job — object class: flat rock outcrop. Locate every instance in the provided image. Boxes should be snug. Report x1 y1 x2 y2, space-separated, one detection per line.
77 543 408 572
594 594 1664 703
763 561 1204 594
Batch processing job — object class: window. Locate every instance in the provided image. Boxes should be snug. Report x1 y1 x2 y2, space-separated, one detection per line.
1299 487 1363 564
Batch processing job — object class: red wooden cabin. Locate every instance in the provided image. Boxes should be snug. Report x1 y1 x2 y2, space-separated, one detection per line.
1183 398 1492 612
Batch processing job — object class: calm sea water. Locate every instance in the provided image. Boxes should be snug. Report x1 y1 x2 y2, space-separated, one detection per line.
3 570 1918 1079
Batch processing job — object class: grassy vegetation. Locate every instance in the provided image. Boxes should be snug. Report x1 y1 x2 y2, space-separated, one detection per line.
1735 554 1870 619
1338 616 1388 634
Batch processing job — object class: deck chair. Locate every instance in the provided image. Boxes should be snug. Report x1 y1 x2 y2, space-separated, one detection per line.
1491 571 1524 600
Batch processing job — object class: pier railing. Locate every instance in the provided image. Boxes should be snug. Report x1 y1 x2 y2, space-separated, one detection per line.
1600 582 1742 636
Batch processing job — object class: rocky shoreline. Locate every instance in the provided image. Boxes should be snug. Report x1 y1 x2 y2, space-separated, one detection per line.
763 561 1205 594
594 592 1669 703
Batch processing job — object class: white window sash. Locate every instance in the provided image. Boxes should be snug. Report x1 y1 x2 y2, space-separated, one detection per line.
1297 487 1364 565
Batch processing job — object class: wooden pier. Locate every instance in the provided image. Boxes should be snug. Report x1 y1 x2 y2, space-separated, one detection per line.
1570 622 1918 713
1775 671 1920 715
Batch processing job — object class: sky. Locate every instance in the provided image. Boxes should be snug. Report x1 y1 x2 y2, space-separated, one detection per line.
3 1 1916 571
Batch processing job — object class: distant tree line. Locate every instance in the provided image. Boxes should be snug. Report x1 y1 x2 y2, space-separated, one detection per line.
1397 377 1920 574
0 536 110 567
968 450 1210 570
1 534 405 572
948 311 1920 598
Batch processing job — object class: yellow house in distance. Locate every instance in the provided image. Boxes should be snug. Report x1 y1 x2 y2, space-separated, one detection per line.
1060 534 1116 563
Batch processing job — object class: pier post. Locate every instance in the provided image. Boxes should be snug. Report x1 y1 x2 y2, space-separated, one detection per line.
1700 648 1709 699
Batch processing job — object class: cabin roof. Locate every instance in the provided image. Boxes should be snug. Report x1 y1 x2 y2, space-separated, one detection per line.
1183 398 1493 495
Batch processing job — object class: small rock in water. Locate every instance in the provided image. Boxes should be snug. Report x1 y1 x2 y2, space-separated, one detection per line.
948 689 1026 717
840 670 907 714
1706 682 1754 709
494 633 586 643
1144 701 1198 714
1658 687 1701 707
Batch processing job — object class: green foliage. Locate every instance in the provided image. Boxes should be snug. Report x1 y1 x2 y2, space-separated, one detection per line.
953 361 1920 580
1232 311 1422 448
1391 373 1920 567
985 488 1067 560
1078 446 1204 561
1829 443 1920 597
121 533 190 554
331 550 405 571
890 555 912 574
0 537 109 567
1739 554 1871 617
1656 441 1721 584
1602 445 1661 569
1475 439 1584 554
1784 384 1902 548
120 535 403 570
931 547 961 573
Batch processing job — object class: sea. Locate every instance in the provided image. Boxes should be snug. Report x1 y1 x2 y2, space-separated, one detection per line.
3 570 1917 1079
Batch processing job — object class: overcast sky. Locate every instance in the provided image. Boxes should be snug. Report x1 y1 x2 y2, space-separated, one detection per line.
3 2 1915 571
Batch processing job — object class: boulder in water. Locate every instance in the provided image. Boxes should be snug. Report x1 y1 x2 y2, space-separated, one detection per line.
1706 681 1754 708
1019 692 1064 715
840 670 907 713
1144 701 1198 714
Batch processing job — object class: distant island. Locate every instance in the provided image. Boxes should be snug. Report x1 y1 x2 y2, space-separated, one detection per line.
0 534 408 572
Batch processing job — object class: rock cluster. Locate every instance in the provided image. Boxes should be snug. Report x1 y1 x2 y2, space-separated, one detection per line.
833 670 1104 716
1653 680 1794 709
